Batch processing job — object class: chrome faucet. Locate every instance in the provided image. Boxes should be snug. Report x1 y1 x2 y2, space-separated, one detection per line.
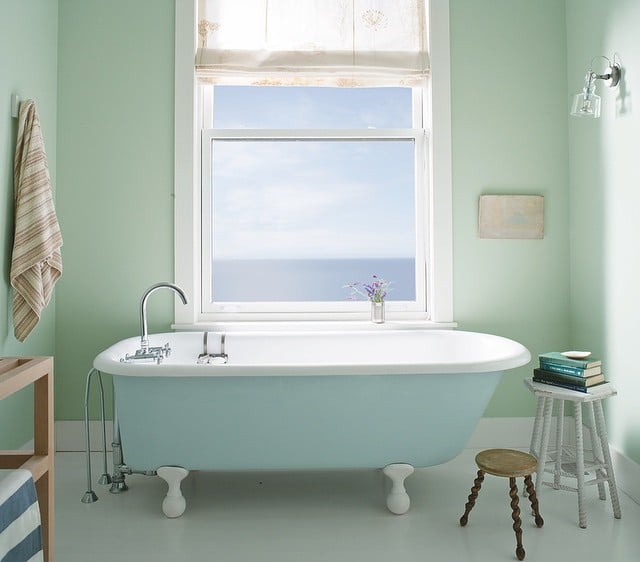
139 282 188 353
121 282 188 364
197 332 228 364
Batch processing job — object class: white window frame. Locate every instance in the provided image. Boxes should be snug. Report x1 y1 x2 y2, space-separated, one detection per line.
173 0 453 328
201 124 427 317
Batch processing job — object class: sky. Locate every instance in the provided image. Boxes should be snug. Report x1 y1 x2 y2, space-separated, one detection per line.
208 86 417 260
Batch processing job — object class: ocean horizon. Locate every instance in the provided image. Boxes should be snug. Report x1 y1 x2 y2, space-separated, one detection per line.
212 258 415 302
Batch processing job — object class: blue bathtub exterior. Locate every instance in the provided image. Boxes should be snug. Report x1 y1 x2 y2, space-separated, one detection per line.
114 370 503 472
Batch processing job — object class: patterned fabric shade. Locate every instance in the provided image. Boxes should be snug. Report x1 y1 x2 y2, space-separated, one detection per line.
196 0 429 87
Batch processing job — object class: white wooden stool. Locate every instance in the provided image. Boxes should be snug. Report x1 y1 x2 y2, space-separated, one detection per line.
524 378 622 528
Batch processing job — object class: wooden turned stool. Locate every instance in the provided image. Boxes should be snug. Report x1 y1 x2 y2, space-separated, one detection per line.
460 449 544 561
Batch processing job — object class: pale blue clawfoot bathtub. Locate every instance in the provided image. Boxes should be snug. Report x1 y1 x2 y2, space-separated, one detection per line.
93 328 530 517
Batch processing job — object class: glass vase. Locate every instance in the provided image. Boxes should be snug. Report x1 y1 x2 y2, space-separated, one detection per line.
371 301 385 324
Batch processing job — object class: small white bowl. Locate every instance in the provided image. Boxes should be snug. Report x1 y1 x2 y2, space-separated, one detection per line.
561 351 591 359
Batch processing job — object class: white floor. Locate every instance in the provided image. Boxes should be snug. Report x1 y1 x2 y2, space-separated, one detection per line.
55 449 640 561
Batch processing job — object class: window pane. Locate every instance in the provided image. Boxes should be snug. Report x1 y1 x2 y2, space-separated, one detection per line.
209 139 416 302
212 86 413 129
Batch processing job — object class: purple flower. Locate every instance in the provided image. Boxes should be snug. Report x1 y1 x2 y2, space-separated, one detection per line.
343 275 392 303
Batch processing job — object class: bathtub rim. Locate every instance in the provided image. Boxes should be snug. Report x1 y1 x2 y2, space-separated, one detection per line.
93 328 532 377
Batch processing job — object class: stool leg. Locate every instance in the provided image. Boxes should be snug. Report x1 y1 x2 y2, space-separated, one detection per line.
553 399 565 489
509 477 525 561
526 395 546 497
529 395 546 457
586 401 607 501
522 396 545 496
524 474 544 527
536 397 554 493
573 402 587 529
460 469 484 526
594 400 622 520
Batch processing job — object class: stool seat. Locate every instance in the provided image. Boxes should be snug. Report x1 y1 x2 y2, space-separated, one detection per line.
461 448 543 560
476 449 538 478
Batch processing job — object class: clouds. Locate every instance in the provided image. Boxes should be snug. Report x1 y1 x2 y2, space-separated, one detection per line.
208 86 416 260
213 85 412 129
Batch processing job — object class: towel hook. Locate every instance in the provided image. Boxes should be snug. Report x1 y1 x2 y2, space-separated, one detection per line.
11 94 20 118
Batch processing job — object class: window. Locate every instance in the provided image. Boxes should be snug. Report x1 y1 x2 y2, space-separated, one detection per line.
200 85 426 316
174 0 453 326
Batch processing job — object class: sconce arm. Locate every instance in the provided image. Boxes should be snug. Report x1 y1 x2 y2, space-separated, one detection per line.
591 60 621 88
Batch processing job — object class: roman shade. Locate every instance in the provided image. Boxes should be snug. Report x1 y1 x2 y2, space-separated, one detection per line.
196 0 429 87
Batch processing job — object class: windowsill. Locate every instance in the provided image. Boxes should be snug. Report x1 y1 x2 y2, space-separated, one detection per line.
172 319 458 332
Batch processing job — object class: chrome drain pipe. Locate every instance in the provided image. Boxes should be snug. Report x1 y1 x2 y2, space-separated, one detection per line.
109 401 129 493
81 368 111 504
95 371 111 486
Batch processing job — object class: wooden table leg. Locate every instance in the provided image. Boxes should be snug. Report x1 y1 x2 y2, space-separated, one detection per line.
34 362 54 562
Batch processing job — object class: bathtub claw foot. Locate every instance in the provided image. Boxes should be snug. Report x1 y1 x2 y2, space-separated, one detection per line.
383 463 414 514
157 466 189 518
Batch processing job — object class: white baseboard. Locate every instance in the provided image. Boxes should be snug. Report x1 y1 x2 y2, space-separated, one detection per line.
53 417 640 504
612 448 640 505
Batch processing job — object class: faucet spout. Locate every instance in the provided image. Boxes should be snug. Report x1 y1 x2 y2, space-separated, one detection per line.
140 282 188 353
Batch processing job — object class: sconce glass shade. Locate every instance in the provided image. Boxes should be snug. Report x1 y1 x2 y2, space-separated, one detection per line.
570 91 601 118
570 70 600 118
570 57 621 119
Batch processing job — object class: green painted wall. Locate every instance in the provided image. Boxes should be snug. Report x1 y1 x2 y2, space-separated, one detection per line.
55 0 175 419
53 0 571 420
0 0 58 448
15 0 640 466
566 0 640 464
3 0 634 466
450 0 571 415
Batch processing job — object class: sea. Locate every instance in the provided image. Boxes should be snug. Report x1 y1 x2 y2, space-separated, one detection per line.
212 258 415 302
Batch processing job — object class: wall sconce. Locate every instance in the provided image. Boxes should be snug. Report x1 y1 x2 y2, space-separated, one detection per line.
570 55 621 118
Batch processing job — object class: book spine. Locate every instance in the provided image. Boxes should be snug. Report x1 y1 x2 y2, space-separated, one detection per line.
532 377 588 393
537 354 599 369
534 368 588 386
538 361 589 377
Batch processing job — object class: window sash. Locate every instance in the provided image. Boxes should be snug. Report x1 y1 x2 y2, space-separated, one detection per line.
200 127 428 317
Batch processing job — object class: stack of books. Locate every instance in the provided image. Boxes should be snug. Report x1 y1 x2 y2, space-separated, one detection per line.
533 352 606 393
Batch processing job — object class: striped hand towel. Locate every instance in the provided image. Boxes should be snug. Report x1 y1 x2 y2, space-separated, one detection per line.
0 469 43 562
11 100 63 342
